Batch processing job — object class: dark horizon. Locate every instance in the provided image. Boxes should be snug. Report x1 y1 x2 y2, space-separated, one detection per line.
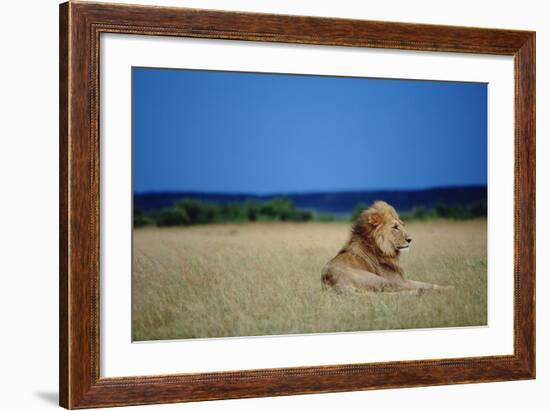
133 183 487 197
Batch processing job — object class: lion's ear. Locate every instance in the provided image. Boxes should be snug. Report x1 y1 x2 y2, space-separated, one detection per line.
367 211 384 227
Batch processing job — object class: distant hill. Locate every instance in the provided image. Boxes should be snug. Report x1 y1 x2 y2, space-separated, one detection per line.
134 186 487 217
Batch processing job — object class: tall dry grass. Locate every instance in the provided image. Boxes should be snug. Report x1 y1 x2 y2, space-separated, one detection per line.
132 220 487 341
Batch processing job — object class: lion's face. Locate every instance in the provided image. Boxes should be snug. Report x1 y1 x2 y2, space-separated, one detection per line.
377 217 412 255
356 201 412 258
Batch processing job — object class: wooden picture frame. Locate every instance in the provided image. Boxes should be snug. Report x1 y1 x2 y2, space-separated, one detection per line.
59 1 535 408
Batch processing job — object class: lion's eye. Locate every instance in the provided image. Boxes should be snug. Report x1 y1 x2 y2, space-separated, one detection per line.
393 224 399 230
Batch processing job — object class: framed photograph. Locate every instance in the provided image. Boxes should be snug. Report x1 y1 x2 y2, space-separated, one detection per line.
59 1 535 408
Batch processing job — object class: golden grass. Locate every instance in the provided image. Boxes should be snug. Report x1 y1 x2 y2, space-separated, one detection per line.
132 220 487 341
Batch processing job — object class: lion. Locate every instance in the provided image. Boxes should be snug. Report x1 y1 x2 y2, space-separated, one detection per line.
321 201 449 294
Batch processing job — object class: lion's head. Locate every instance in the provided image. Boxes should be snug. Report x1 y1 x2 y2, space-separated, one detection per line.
353 201 412 258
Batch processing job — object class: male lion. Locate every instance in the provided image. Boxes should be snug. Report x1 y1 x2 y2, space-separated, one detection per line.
321 201 449 294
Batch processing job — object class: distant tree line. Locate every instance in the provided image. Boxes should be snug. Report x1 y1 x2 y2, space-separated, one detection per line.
134 197 337 227
351 201 488 222
135 198 488 228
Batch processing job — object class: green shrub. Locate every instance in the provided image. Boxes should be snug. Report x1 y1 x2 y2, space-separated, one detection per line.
244 200 261 222
156 208 190 226
175 199 220 224
411 207 434 221
260 198 295 221
434 201 487 220
288 209 313 222
134 207 154 227
469 201 487 217
220 203 247 222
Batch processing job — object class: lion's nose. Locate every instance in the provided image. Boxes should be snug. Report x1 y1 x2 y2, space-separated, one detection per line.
406 237 412 244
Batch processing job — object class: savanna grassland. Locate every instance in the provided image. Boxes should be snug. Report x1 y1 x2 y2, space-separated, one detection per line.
132 220 487 341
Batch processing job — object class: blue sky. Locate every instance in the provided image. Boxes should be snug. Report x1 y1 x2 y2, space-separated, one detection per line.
133 67 487 194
